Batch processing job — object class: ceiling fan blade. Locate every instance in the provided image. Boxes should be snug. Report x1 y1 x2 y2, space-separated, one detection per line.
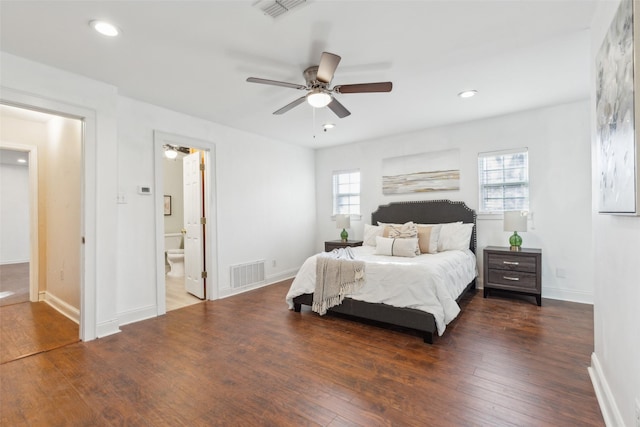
247 77 306 90
335 82 393 94
327 98 351 118
273 96 307 115
316 52 341 84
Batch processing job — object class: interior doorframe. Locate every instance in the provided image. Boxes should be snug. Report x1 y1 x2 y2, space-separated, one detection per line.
1 87 97 341
0 141 39 302
153 131 218 315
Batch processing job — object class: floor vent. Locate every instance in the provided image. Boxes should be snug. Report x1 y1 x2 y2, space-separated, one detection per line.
253 0 307 19
231 260 265 289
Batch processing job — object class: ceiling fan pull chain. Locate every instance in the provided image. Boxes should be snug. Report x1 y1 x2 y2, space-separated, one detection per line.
312 105 316 139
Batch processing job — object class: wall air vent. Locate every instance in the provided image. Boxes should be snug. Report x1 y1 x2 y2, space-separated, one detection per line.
231 260 265 289
253 0 307 19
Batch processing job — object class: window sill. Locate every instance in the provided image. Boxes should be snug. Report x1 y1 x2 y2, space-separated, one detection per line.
477 212 504 221
331 214 362 221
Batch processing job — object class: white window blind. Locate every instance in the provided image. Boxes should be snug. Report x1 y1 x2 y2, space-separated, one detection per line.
332 170 360 216
478 149 529 213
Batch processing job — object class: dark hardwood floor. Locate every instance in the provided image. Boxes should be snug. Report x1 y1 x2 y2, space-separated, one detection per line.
0 280 603 426
0 301 79 364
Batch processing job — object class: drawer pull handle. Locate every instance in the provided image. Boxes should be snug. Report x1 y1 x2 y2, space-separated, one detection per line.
503 276 520 281
503 261 519 266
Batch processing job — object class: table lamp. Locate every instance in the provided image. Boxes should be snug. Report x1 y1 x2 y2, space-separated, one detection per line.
336 214 350 242
504 211 527 251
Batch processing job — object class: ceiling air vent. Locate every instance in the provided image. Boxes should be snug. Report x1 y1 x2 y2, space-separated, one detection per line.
254 0 307 19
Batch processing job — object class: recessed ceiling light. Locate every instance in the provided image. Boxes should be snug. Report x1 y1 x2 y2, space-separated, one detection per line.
323 123 335 130
90 20 120 37
458 90 478 99
17 158 27 163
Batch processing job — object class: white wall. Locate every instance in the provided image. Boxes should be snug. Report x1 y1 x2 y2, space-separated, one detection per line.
0 163 29 263
116 96 316 322
316 100 593 303
1 51 317 337
589 1 640 425
44 116 82 310
1 51 140 339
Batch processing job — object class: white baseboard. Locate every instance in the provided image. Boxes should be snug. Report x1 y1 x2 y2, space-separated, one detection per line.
542 287 593 304
117 305 158 327
0 259 29 265
43 291 79 324
218 270 296 300
96 319 121 338
589 352 625 426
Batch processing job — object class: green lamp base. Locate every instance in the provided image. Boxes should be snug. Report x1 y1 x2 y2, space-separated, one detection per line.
340 228 348 242
509 231 522 251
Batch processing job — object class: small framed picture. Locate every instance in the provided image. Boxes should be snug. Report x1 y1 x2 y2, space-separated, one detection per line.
164 195 172 216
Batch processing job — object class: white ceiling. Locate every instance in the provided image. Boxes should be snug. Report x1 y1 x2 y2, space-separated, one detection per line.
0 1 598 149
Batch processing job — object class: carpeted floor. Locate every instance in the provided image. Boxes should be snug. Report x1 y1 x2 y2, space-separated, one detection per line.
0 262 30 307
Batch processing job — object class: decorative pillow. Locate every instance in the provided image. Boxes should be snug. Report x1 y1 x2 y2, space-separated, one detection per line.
416 224 441 254
375 236 418 257
382 221 419 255
385 221 418 239
438 222 474 251
363 224 383 246
377 221 400 236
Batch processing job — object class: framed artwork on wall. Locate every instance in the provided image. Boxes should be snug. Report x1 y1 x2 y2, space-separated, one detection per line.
382 148 460 195
164 195 172 216
595 0 640 214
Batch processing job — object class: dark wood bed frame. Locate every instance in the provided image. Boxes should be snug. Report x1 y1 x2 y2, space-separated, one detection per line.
292 199 477 344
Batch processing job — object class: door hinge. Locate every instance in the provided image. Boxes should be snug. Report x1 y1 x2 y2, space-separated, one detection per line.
201 271 208 279
200 163 205 171
200 217 206 225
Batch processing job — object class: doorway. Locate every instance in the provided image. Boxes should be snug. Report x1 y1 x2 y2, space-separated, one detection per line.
153 131 217 315
0 104 83 360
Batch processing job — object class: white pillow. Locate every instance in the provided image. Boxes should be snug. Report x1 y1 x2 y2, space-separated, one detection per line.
363 224 383 246
438 222 474 251
416 224 442 254
375 236 418 257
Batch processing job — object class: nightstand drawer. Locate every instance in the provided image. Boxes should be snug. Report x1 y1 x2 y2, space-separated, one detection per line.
487 253 537 273
488 269 538 290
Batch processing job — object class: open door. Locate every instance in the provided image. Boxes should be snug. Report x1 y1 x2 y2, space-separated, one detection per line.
183 152 205 299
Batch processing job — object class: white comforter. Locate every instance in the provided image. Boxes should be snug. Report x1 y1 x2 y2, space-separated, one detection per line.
285 246 477 335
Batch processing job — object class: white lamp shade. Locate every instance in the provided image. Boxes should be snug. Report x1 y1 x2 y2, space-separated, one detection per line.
336 214 350 229
504 211 527 232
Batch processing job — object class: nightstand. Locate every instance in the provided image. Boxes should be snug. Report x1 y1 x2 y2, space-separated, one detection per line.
324 240 363 252
483 246 542 306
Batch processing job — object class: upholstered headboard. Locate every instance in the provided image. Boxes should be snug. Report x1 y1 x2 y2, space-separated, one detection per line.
371 200 477 252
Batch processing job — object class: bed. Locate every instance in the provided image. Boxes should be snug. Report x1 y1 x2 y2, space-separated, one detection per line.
286 199 478 344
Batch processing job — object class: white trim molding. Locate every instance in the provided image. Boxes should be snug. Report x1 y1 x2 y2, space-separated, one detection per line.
43 291 79 324
589 352 625 426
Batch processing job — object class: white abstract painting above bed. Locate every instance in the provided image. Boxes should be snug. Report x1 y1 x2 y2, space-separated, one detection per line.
285 245 477 336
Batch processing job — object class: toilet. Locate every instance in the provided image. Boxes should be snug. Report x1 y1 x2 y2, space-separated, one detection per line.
164 233 185 278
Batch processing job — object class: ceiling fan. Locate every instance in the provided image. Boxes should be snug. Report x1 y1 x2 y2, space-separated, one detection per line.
246 52 392 118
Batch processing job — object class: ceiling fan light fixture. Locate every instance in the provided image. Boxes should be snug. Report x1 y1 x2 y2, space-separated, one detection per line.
306 89 332 108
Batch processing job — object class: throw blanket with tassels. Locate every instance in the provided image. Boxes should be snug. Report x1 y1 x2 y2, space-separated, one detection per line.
312 247 365 315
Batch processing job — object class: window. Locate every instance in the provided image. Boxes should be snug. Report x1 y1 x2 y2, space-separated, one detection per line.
478 149 529 213
333 170 360 216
